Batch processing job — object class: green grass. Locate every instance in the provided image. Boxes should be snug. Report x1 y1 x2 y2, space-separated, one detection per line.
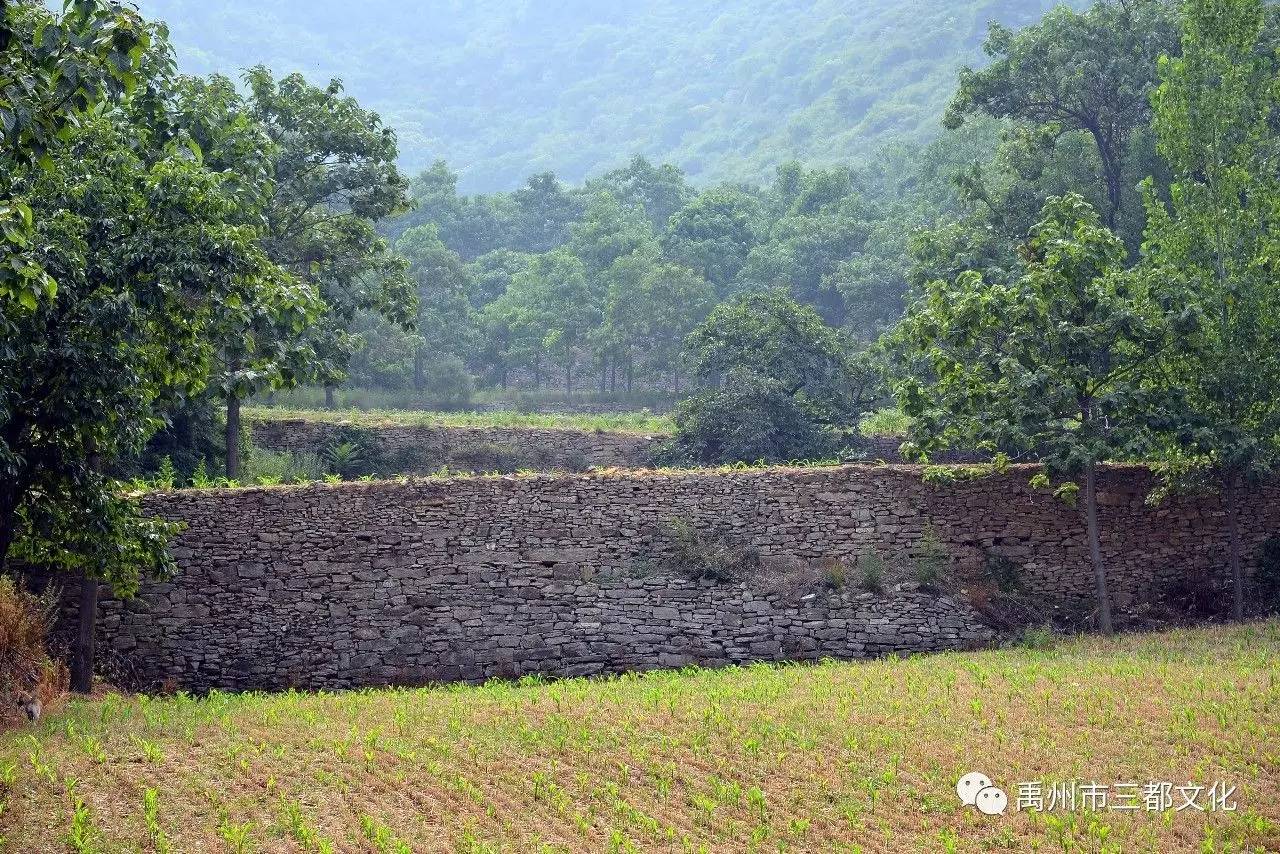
244 405 674 435
2 623 1278 851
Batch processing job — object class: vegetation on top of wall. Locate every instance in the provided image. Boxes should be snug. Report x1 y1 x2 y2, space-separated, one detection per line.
242 406 674 435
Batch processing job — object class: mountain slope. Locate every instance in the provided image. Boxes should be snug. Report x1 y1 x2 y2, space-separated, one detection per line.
133 0 1082 192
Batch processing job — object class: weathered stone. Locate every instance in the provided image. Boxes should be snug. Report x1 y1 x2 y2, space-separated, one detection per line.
39 463 1274 692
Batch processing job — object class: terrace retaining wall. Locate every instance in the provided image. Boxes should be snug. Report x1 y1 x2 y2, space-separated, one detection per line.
55 465 1280 691
248 417 660 473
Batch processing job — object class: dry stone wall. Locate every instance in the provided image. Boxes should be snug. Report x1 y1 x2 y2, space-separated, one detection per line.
249 417 660 472
76 464 1280 691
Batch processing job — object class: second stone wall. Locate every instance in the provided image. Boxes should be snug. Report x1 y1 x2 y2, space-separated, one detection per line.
248 417 660 472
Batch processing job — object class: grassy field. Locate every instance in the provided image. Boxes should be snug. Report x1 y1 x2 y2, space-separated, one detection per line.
243 406 674 435
2 624 1278 852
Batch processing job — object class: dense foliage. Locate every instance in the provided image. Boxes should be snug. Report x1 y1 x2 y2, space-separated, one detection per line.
130 0 1085 191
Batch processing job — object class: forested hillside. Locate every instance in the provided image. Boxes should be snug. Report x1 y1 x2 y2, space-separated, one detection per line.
131 0 1082 191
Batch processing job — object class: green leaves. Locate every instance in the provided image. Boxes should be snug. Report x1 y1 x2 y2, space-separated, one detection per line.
663 289 878 465
1143 0 1280 488
891 193 1175 475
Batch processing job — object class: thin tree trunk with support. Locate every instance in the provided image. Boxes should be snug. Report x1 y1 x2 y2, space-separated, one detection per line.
225 394 242 480
70 572 98 694
1225 476 1244 621
1083 460 1114 634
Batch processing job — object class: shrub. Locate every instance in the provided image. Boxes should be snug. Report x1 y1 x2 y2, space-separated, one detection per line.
324 425 386 478
0 577 65 723
912 527 949 591
241 446 327 485
1016 624 1056 650
858 408 913 437
820 557 849 590
323 441 367 479
656 518 757 583
984 552 1023 594
415 355 475 411
858 552 887 592
656 370 835 466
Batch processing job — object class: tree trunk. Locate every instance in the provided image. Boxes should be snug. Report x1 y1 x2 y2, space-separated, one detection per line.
70 571 98 694
225 395 242 480
413 348 425 391
673 369 680 396
324 385 336 409
610 359 617 393
1083 461 1114 635
0 512 14 576
0 485 17 575
534 354 541 388
627 358 634 394
1084 124 1123 232
599 356 608 394
1225 476 1244 621
565 360 572 393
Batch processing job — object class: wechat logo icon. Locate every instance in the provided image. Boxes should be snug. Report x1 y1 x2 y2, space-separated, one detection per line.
957 771 1008 816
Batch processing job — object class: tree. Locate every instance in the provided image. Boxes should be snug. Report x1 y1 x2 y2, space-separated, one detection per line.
892 194 1181 633
661 289 877 465
395 225 474 391
586 156 695 232
945 0 1179 234
2 111 298 692
484 250 595 391
229 67 416 460
663 186 764 296
738 165 873 325
511 172 582 253
602 251 715 392
1143 0 1280 621
1 0 153 311
170 74 322 480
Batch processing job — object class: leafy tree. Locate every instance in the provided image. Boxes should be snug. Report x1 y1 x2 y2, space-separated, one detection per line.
945 0 1179 234
511 172 583 253
229 67 416 461
2 108 296 694
662 289 876 464
738 165 872 325
602 251 715 393
569 191 656 274
663 186 765 296
1143 0 1280 621
466 249 531 308
395 225 475 391
170 74 322 479
1 0 153 310
484 249 596 390
586 156 695 232
892 194 1181 633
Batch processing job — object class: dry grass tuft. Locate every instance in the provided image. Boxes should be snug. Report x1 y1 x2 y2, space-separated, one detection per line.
0 578 66 731
1 622 1278 851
